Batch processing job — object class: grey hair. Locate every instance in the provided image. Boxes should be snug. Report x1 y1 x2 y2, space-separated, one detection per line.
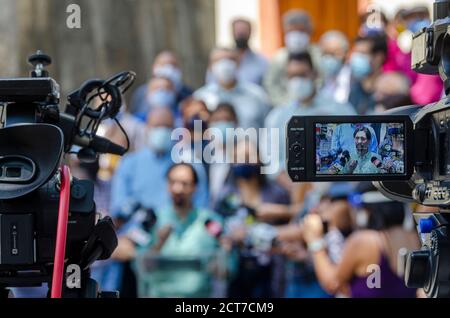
319 30 350 52
282 9 313 33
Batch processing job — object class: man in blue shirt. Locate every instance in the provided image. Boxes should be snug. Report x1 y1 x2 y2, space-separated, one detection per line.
231 18 268 86
137 163 221 297
194 47 270 130
342 126 381 174
129 51 193 115
97 108 209 294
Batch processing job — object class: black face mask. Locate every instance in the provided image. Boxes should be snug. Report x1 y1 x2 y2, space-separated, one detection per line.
186 114 208 131
235 37 249 50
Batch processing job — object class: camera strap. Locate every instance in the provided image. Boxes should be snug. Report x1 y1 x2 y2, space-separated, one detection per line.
50 166 72 298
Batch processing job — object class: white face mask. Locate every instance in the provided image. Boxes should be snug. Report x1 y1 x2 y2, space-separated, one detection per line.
355 209 369 228
153 64 183 92
288 76 315 102
211 59 237 85
147 127 173 154
320 55 343 78
349 52 372 79
285 31 310 54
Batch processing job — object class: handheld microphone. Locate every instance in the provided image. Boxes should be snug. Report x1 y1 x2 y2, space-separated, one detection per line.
340 150 350 166
205 219 223 239
329 150 351 174
371 156 383 168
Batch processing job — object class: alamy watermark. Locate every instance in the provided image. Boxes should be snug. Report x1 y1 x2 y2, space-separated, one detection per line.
66 4 81 29
365 4 384 30
170 121 281 175
366 264 381 289
66 264 81 289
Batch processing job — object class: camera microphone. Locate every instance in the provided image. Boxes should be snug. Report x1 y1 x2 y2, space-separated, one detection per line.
89 135 127 155
74 135 127 156
371 157 383 168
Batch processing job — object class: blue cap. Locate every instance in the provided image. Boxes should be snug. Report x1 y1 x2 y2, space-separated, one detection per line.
419 218 435 234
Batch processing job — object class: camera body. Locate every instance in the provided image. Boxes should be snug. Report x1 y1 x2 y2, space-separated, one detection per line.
286 0 450 298
0 52 133 297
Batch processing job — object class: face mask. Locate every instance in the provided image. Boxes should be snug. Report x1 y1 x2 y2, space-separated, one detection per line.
235 36 249 50
147 127 173 153
285 31 310 54
350 52 372 80
146 89 176 108
320 55 343 78
153 64 183 92
288 76 315 102
211 59 237 85
355 209 369 228
185 114 208 133
209 121 235 142
232 164 260 180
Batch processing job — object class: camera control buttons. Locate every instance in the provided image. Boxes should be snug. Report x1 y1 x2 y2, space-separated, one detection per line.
287 117 306 182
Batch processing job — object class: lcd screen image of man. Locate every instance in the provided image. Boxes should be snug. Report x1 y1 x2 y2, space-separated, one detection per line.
342 127 381 174
315 123 405 175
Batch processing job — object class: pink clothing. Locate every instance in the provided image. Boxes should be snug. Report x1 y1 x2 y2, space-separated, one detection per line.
411 74 444 105
383 38 444 105
383 38 417 84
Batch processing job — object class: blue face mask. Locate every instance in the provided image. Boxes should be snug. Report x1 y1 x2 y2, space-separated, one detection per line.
153 64 183 93
147 127 173 153
350 53 372 80
147 89 176 108
232 164 260 180
320 55 343 78
209 121 235 142
288 76 315 103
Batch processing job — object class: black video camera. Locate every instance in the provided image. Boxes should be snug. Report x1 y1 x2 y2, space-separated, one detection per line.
0 51 135 298
287 0 450 298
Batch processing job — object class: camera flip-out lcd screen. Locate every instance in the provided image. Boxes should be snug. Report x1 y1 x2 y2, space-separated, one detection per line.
286 115 413 182
315 122 405 176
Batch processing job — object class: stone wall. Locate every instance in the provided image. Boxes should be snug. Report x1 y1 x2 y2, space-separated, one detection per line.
0 0 216 102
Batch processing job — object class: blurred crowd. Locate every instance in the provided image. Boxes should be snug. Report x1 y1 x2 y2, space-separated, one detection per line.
68 5 438 298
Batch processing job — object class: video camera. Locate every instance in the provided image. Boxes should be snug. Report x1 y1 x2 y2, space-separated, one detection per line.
287 0 450 298
0 51 135 298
